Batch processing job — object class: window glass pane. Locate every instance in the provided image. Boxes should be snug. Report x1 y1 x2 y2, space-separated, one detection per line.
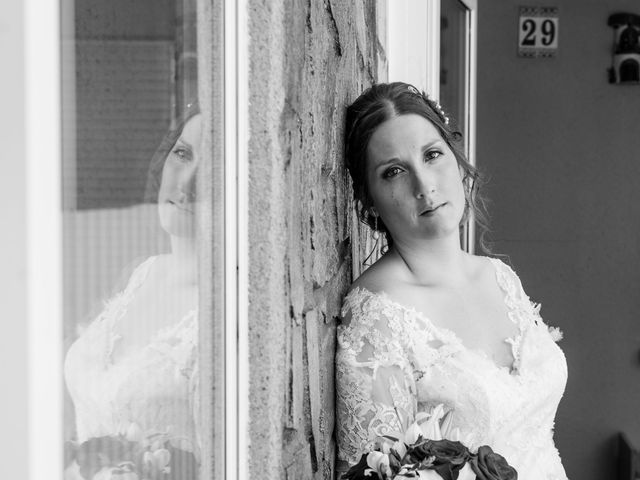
440 0 468 142
61 1 202 478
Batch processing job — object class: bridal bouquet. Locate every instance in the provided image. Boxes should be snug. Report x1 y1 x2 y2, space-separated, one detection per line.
64 424 198 480
342 405 517 480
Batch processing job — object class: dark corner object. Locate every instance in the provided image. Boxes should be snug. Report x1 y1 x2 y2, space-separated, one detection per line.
608 13 640 84
618 432 640 480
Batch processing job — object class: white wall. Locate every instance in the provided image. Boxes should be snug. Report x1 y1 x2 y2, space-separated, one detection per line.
0 1 28 477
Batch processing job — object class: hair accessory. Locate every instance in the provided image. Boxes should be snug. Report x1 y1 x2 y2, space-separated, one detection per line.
407 85 450 126
426 95 450 126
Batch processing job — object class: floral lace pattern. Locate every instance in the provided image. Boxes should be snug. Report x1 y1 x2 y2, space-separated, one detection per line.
65 256 199 455
336 257 568 480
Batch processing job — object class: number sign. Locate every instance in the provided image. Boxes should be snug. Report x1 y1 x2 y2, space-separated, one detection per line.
518 6 559 57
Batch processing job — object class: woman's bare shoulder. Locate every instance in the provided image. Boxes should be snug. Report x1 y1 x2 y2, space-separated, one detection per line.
470 254 518 281
348 253 407 296
342 255 410 329
467 253 496 276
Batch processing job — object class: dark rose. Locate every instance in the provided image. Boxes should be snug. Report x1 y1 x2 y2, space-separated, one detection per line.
469 446 518 480
64 440 78 469
75 436 137 480
403 439 428 463
404 439 471 480
165 445 199 480
342 454 371 480
388 449 403 473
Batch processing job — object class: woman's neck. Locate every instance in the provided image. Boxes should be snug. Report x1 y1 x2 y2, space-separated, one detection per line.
390 232 468 287
167 235 198 285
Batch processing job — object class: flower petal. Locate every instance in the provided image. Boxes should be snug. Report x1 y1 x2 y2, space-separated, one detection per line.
420 405 445 440
404 422 424 444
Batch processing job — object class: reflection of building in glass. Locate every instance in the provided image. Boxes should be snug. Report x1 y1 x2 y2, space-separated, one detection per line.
67 0 197 210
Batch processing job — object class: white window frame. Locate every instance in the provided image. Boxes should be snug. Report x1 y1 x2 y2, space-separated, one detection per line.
25 0 64 478
388 0 441 96
458 0 478 253
221 0 249 478
197 0 247 478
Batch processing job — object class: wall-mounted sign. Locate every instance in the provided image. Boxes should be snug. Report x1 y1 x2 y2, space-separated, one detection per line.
518 6 559 57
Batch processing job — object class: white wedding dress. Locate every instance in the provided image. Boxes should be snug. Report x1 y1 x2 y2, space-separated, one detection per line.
335 257 568 480
65 256 199 454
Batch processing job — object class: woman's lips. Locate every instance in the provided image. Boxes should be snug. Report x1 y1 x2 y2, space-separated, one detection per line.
168 200 194 213
420 203 445 216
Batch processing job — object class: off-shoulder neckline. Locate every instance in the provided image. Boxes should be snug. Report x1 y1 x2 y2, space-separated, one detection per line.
342 256 524 375
344 256 509 306
103 255 198 368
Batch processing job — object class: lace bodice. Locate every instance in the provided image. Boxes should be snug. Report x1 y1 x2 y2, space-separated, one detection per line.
336 257 568 480
64 256 199 454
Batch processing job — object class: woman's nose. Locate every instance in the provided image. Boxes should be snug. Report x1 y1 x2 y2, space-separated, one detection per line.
412 170 436 199
180 166 198 201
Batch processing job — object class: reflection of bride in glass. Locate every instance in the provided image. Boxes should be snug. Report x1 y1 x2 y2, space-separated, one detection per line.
64 107 202 480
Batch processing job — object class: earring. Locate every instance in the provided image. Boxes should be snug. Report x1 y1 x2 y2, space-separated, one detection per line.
372 215 380 240
364 214 381 267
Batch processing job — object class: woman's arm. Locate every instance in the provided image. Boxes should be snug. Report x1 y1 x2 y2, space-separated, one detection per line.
335 291 417 467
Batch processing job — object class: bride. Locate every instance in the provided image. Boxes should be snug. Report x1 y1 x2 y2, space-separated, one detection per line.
64 108 202 479
335 83 568 479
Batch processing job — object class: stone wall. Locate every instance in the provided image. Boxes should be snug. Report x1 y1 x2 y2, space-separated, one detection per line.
247 1 386 478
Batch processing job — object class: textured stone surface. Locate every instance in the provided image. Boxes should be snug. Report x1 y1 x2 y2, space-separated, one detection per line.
247 0 386 477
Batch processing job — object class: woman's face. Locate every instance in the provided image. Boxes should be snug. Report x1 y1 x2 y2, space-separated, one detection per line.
158 114 202 237
366 113 465 245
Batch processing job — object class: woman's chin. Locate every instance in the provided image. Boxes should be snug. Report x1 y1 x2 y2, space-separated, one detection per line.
413 222 462 242
158 205 196 237
159 216 195 238
163 225 196 238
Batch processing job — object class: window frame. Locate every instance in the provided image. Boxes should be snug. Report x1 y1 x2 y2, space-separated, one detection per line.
26 0 64 477
454 0 478 253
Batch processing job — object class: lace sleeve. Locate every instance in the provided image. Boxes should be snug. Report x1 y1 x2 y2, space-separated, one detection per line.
492 258 564 342
491 258 545 324
335 288 418 466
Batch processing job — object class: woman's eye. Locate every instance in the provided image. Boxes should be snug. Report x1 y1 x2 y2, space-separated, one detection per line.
172 147 192 162
424 150 442 162
383 166 403 178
